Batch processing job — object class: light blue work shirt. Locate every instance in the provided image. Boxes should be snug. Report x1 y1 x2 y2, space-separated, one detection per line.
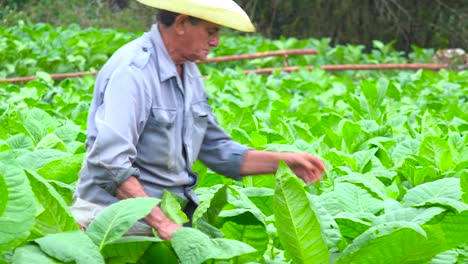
74 24 249 206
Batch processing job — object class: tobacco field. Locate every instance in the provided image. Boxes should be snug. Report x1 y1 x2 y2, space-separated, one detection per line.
0 22 467 264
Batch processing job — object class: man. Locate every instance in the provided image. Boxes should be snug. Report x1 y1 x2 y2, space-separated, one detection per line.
72 0 326 240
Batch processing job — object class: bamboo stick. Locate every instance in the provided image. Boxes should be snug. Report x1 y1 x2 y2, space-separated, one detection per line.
199 49 318 63
0 71 98 83
243 63 448 74
0 63 449 83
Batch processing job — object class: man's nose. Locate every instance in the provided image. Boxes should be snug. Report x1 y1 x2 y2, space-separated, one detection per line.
208 33 219 47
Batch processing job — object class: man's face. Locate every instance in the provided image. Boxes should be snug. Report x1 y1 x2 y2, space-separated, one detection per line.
179 19 220 62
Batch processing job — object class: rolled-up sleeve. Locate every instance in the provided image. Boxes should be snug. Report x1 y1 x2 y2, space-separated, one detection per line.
197 112 251 181
86 65 151 195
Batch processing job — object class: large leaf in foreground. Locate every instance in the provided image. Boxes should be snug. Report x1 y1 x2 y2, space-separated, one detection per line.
334 182 384 214
461 171 468 203
372 207 446 226
12 244 61 264
336 221 433 264
221 221 269 260
36 230 104 264
24 170 79 238
86 197 159 250
192 185 228 238
172 227 256 264
0 164 36 255
101 236 164 263
138 240 178 264
274 162 328 264
160 190 189 225
308 194 343 248
0 174 7 217
422 210 468 251
403 178 461 206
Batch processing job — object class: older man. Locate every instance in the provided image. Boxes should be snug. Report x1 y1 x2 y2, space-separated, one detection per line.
72 0 325 240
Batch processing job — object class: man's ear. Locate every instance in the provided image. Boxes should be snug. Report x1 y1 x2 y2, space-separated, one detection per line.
174 14 189 35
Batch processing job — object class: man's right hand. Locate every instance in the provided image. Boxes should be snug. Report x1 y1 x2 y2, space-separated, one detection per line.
116 176 182 240
145 205 182 240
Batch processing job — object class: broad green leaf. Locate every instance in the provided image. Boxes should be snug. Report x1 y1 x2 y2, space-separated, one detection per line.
160 190 189 225
334 216 371 239
0 174 7 217
137 240 178 264
101 236 163 263
430 250 458 264
422 210 468 253
316 191 342 216
419 136 450 167
412 166 441 186
391 139 420 166
86 197 160 250
23 108 58 133
5 134 34 151
336 221 431 264
36 230 104 264
403 178 461 207
16 149 69 171
308 194 343 248
413 198 468 213
35 71 52 83
353 148 378 173
53 124 81 144
35 134 67 151
461 171 468 203
24 170 79 238
439 150 454 173
240 187 274 216
193 185 227 224
373 207 446 226
48 180 74 205
0 118 32 141
341 121 361 153
172 227 256 264
0 164 36 255
222 186 266 226
243 175 276 189
334 182 384 214
12 244 61 264
221 221 269 261
274 162 328 264
36 154 84 184
338 174 387 200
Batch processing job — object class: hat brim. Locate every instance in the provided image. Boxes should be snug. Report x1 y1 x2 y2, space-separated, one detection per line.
136 0 255 32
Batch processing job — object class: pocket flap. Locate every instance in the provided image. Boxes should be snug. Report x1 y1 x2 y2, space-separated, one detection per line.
151 108 176 123
191 102 209 117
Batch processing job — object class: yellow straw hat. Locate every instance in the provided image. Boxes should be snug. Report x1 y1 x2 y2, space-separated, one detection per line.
136 0 255 32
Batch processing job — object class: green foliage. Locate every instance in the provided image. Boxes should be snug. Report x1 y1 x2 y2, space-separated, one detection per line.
0 24 467 263
274 162 329 263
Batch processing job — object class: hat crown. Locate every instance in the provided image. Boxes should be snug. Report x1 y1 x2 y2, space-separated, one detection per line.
137 0 255 32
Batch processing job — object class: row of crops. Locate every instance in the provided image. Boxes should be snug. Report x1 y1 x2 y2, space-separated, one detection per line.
1 22 467 264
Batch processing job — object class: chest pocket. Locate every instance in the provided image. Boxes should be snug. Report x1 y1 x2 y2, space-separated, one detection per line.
190 101 210 157
143 107 178 168
149 107 176 125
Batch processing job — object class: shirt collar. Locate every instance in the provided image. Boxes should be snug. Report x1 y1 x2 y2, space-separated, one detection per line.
148 24 196 82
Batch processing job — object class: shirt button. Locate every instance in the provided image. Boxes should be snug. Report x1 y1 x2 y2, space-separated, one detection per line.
142 47 148 52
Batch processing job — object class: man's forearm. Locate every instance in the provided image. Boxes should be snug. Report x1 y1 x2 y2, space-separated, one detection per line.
240 150 284 175
240 150 325 183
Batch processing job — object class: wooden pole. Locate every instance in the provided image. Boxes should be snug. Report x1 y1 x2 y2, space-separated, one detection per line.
243 63 449 74
199 49 318 63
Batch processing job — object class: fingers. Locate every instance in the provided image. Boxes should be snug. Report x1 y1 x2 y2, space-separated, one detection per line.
303 153 326 173
290 153 326 184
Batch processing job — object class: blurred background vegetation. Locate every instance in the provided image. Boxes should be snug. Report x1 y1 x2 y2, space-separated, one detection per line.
1 0 467 52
